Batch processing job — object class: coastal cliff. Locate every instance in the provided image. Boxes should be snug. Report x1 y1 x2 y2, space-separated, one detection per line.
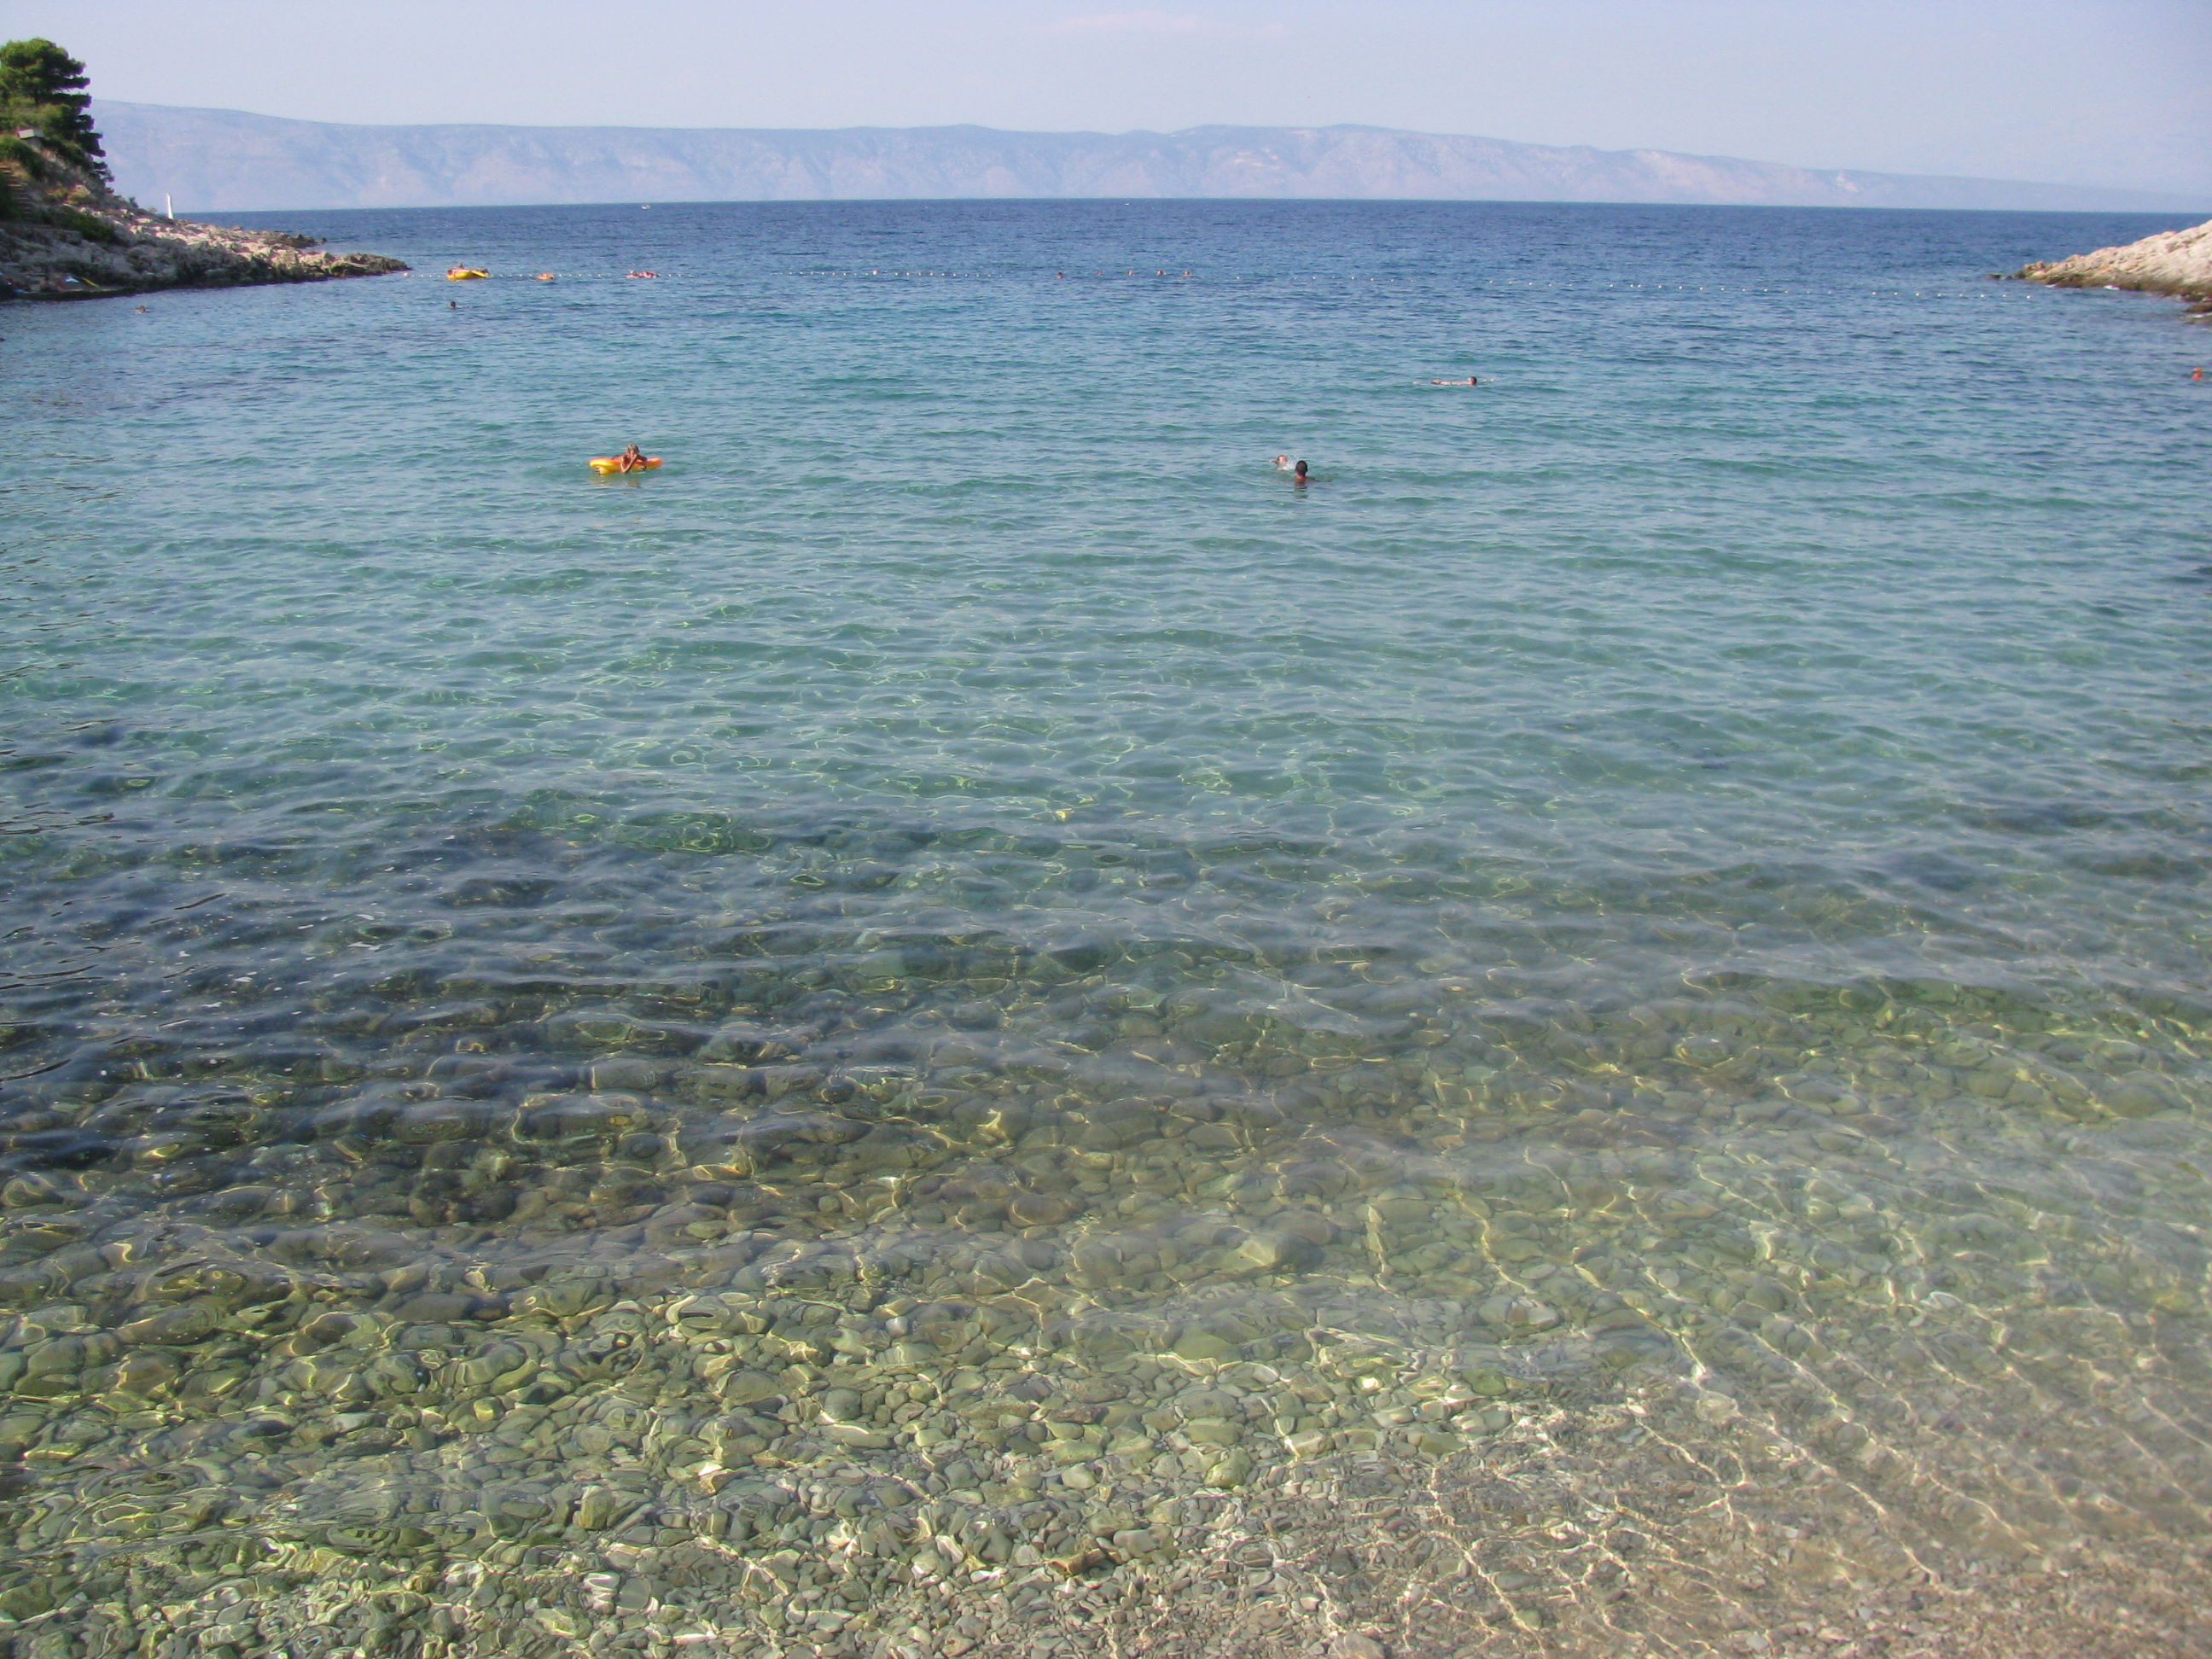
0 142 405 298
2017 217 2212 314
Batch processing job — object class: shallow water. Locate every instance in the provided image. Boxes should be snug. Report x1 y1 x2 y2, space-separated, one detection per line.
1 200 2209 1654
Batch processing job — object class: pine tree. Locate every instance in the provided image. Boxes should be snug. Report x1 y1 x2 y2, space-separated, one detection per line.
0 39 106 176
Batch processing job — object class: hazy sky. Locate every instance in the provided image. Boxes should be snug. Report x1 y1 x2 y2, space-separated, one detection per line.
10 0 2208 193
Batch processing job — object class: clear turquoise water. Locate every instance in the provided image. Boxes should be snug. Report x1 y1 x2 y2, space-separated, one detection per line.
2 201 2209 1646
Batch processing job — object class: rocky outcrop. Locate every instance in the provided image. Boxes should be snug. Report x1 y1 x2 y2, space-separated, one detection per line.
0 143 404 299
2017 217 2212 312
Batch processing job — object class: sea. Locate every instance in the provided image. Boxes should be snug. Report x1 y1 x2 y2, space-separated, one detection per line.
2 199 2208 1653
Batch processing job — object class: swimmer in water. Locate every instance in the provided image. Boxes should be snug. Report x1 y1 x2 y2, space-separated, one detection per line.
1292 460 1312 486
1272 455 1295 471
1429 375 1480 385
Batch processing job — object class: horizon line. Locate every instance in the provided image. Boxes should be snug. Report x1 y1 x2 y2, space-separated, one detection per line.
97 101 2207 204
190 195 2206 219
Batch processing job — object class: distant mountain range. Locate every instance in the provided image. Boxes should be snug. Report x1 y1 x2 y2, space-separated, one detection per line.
96 102 2208 215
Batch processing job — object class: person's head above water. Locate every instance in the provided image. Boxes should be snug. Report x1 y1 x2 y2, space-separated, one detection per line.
1294 460 1310 479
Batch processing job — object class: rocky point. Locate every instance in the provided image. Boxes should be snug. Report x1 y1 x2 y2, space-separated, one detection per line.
0 135 404 299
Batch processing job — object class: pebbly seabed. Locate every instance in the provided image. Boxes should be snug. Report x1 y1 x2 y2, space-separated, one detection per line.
0 197 2209 1659
5 960 2208 1658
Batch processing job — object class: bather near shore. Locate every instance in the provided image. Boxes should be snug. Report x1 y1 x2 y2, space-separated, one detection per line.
2014 215 2212 317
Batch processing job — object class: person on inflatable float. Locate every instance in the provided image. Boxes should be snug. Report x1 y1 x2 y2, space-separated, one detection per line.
615 443 650 473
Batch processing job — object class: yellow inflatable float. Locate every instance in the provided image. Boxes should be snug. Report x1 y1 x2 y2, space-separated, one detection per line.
446 267 490 281
589 456 662 474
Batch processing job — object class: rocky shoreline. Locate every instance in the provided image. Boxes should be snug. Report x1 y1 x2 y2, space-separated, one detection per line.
2015 215 2212 317
0 148 404 299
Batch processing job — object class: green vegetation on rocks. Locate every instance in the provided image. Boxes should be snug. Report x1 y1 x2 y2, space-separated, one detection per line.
0 38 103 175
0 35 404 297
